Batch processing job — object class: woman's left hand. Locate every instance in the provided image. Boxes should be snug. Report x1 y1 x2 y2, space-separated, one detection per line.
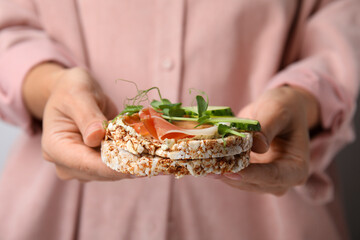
219 86 320 196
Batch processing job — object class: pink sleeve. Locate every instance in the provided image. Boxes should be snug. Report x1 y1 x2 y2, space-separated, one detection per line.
267 0 360 204
0 0 75 132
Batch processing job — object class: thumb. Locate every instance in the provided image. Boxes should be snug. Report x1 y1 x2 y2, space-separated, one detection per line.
83 121 106 147
252 132 269 153
68 92 108 148
238 102 287 154
83 96 119 147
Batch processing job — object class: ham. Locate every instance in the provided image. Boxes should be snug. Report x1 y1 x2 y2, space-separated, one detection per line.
126 107 218 140
123 114 150 136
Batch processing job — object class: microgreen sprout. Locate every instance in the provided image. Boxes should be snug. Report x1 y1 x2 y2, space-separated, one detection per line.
117 79 164 106
189 88 209 106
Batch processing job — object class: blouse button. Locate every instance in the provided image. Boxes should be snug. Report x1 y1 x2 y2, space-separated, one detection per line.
161 58 174 71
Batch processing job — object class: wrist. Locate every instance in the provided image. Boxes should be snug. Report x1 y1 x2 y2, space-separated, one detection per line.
22 62 66 120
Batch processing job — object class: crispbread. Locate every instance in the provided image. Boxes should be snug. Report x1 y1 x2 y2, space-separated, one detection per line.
106 117 252 159
101 139 250 178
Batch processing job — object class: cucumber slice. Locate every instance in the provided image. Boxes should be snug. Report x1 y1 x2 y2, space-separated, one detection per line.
161 115 261 131
229 122 261 132
182 106 234 117
210 117 261 131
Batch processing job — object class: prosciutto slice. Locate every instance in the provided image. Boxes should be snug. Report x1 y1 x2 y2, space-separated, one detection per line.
135 107 218 140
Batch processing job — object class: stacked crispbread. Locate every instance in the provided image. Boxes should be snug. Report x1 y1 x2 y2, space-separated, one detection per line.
101 116 252 178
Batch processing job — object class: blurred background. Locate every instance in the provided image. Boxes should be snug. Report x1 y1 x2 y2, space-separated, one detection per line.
0 101 359 239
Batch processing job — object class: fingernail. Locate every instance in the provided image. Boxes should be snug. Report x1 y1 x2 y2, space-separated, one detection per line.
84 122 106 147
224 173 242 180
85 122 103 138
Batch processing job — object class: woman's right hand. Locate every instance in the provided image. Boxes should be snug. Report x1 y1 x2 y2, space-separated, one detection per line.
23 63 132 181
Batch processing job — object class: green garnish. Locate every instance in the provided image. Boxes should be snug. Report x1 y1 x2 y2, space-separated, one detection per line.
217 124 247 146
115 80 167 118
182 106 234 117
196 95 208 118
205 117 261 132
120 105 144 116
150 99 171 108
217 124 247 138
118 79 164 106
151 100 185 119
112 81 261 138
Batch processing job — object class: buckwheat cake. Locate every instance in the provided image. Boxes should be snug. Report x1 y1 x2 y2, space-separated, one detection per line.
101 86 260 178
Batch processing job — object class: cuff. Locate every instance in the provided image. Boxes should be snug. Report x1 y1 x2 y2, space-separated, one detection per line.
0 38 75 132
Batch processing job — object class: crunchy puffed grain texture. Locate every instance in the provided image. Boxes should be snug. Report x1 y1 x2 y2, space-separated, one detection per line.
101 140 250 178
105 117 252 160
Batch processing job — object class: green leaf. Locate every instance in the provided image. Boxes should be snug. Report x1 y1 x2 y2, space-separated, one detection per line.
120 105 143 115
196 95 208 117
159 103 181 110
169 108 186 117
151 99 174 110
161 98 172 105
217 124 246 138
150 100 162 109
195 115 211 127
162 108 170 116
152 98 186 119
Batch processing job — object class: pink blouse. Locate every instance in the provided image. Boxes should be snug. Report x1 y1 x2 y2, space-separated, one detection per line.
0 0 359 239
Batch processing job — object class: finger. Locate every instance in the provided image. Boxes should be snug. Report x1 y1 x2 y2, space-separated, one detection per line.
237 99 291 149
63 91 107 147
225 160 308 187
55 164 131 182
42 130 127 180
81 95 118 147
251 132 269 153
55 164 109 181
49 69 109 148
83 96 119 147
83 121 106 148
221 177 288 196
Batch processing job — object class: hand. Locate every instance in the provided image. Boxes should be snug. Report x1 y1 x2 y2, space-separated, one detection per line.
23 64 131 181
219 86 320 196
